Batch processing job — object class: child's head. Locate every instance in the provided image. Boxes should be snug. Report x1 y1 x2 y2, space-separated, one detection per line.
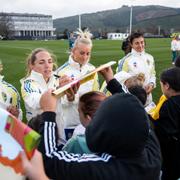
128 85 147 106
124 73 145 89
160 67 180 98
78 91 106 128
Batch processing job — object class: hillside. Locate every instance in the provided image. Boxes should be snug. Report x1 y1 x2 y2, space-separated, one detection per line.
53 5 180 33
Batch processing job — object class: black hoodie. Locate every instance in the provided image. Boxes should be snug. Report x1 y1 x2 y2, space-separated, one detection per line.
38 93 161 180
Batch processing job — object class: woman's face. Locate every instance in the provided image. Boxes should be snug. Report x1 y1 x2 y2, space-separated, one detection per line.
131 36 145 53
72 43 92 65
31 51 53 82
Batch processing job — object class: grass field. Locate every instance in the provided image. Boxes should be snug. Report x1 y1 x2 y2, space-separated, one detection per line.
0 38 172 120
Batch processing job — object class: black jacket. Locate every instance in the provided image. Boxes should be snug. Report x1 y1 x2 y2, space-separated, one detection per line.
153 95 180 180
106 78 124 94
154 95 180 141
38 93 161 180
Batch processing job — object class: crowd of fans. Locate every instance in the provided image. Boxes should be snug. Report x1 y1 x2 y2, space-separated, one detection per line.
0 30 180 180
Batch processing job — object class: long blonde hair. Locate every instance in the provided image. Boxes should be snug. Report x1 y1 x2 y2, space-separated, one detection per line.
25 48 57 77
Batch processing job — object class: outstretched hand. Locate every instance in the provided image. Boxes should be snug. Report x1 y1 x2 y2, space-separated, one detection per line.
99 66 114 83
40 89 57 112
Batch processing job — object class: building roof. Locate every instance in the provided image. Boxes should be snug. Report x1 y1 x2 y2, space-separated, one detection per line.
0 12 52 18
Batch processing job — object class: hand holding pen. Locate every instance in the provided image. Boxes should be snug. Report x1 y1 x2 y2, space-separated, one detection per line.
58 75 73 87
55 74 80 101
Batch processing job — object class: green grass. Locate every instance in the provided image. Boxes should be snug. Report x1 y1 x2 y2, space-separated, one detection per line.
0 38 172 121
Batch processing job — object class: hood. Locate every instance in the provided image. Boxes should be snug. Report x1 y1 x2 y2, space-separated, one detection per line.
86 93 150 157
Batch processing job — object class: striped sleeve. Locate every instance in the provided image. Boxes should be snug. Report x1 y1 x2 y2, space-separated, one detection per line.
39 112 112 163
21 80 42 109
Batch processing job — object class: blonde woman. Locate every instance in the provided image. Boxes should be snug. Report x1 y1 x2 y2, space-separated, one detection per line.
56 29 99 139
21 48 65 141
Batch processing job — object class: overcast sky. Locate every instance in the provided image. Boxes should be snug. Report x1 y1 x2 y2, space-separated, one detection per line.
0 0 180 19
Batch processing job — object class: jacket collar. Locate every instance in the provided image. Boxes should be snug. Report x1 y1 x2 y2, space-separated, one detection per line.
26 70 54 85
68 55 88 71
131 48 145 56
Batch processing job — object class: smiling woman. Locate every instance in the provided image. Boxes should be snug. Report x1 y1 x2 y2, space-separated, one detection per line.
116 32 156 107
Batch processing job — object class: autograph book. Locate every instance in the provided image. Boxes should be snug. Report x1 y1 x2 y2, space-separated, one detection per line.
53 61 116 97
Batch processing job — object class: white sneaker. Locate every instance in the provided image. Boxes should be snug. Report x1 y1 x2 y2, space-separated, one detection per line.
172 62 175 65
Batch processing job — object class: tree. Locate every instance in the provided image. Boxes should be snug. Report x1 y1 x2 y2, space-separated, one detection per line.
0 13 14 39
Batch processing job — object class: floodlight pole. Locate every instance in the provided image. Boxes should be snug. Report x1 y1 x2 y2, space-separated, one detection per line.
79 14 81 30
158 25 161 36
129 5 133 35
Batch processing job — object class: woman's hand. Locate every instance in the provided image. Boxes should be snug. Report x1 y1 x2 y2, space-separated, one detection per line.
65 81 80 101
59 75 73 87
6 105 19 118
99 66 114 83
40 89 57 112
144 83 154 94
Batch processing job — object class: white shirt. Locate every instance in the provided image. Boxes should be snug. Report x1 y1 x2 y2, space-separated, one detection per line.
117 49 156 105
0 75 22 120
56 56 99 129
21 71 64 139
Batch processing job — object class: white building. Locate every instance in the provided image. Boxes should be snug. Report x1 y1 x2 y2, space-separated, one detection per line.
107 33 129 40
0 13 56 40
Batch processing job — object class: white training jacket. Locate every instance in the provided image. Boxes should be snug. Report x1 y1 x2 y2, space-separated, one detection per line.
56 56 99 129
171 39 179 51
0 75 22 120
20 70 65 139
117 49 156 105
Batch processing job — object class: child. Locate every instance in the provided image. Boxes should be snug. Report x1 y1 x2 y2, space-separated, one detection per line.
153 67 180 180
21 90 161 180
150 55 180 120
62 91 106 154
100 71 145 96
100 66 147 106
